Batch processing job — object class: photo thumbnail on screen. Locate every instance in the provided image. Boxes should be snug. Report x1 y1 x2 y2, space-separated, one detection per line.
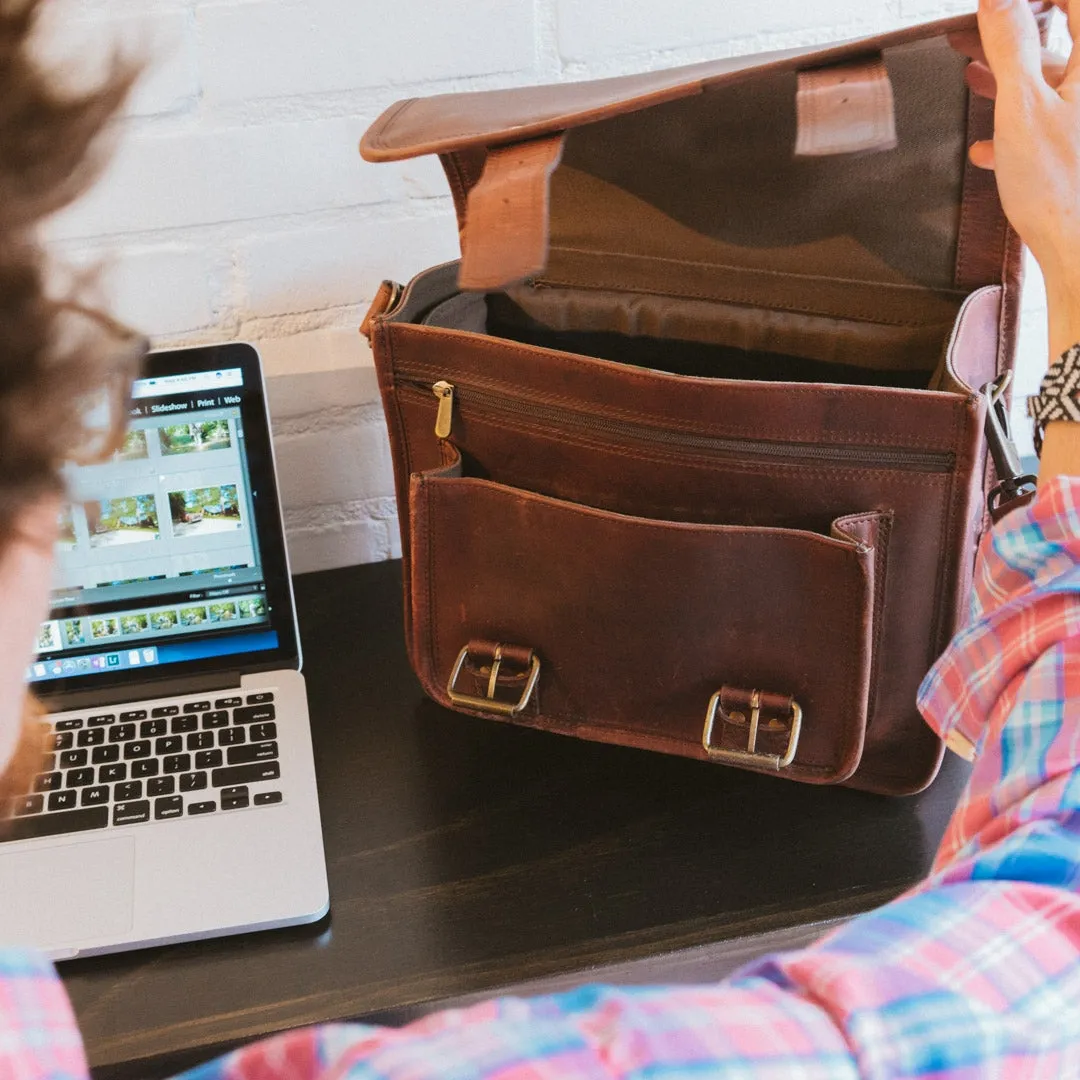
168 485 242 538
180 606 208 626
86 495 160 548
158 419 231 456
115 429 149 461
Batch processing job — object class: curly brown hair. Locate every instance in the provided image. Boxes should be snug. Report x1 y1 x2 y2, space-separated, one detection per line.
0 0 144 808
0 0 144 547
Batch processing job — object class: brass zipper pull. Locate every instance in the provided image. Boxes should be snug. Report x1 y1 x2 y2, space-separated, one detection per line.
433 381 455 439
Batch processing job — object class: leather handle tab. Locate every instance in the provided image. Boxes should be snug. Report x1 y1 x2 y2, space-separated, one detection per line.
794 55 897 157
458 134 565 292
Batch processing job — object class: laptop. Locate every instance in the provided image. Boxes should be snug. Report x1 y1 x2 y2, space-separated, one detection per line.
0 342 329 959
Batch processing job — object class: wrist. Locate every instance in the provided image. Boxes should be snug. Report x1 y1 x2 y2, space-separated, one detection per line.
1041 271 1080 363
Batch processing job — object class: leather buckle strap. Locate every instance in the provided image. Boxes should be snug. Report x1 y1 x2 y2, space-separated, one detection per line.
702 687 802 770
447 640 541 717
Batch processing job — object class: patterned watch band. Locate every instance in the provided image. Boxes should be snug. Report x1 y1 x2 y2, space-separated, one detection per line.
1028 342 1080 455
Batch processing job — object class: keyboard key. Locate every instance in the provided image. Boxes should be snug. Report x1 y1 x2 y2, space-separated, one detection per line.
120 710 147 722
234 704 275 725
221 789 249 810
5 806 107 840
246 692 274 705
65 767 95 788
114 781 142 801
154 795 183 820
12 794 43 816
109 723 137 743
131 759 159 778
147 776 174 797
99 763 126 783
254 791 283 806
202 711 229 729
151 705 179 718
187 731 214 751
171 715 198 734
180 771 208 792
156 736 183 755
92 744 120 765
49 731 73 751
123 741 152 760
215 696 242 709
250 722 277 742
113 801 150 825
59 749 87 769
88 713 116 726
76 727 105 747
140 719 167 738
195 749 223 770
226 742 278 765
163 754 191 774
211 761 280 787
188 801 216 815
183 700 211 713
80 786 109 807
218 727 245 747
47 790 76 811
54 718 83 731
33 772 61 792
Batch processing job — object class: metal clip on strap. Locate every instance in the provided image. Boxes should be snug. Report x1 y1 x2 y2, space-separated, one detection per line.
983 376 1037 522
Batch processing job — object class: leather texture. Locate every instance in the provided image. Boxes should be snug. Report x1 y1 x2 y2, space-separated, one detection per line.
360 12 1045 794
459 136 565 290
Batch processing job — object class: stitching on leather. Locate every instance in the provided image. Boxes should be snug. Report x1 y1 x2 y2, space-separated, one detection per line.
440 152 470 225
862 511 893 736
540 250 968 327
395 348 966 450
928 404 963 676
366 98 418 151
445 411 953 485
394 386 955 481
424 479 440 690
395 390 963 473
544 247 966 298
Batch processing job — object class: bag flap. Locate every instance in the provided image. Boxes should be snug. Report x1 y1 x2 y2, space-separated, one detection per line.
361 8 1051 314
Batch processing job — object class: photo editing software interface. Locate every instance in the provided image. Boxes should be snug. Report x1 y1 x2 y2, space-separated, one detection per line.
29 365 279 686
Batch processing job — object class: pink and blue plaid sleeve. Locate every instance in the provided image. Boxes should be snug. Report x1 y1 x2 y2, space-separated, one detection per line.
175 477 1080 1079
0 948 88 1080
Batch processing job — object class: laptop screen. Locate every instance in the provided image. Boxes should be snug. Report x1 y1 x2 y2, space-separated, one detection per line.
30 343 299 696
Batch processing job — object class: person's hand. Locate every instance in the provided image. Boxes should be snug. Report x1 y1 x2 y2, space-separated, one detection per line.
952 0 1080 358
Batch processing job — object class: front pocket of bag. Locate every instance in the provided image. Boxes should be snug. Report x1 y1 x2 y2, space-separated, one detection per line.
408 465 887 784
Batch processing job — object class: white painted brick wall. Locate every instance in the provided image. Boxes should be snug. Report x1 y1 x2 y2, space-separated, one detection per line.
43 0 1056 573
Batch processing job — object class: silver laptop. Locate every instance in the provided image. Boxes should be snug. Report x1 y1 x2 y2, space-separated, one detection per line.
0 342 328 959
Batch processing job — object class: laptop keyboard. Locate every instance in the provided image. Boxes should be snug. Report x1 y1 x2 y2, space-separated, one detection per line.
3 690 284 842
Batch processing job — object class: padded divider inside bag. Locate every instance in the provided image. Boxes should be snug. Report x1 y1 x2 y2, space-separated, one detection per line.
408 459 884 783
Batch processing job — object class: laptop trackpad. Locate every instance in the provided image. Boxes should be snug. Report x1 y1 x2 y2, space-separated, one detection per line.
0 836 135 950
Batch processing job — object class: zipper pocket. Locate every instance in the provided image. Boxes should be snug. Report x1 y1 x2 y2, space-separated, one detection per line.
403 378 956 473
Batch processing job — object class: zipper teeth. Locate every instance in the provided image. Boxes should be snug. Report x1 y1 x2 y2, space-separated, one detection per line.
402 379 955 471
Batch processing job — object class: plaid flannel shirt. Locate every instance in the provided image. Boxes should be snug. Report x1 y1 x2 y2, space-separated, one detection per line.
6 476 1080 1080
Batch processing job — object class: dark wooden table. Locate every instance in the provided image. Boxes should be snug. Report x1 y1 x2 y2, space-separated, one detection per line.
61 560 970 1079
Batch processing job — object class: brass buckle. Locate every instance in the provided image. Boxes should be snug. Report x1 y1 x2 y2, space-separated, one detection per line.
447 644 541 717
702 689 802 770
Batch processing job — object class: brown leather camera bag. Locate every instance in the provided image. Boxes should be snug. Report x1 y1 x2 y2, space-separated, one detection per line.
358 11 1044 794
